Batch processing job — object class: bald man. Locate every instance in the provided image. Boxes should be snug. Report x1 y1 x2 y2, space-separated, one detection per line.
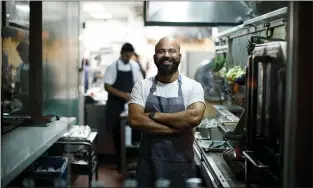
129 37 206 187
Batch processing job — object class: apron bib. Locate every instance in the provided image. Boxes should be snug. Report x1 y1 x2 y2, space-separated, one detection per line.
136 75 196 188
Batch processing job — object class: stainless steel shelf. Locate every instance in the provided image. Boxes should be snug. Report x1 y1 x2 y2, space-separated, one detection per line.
1 117 77 188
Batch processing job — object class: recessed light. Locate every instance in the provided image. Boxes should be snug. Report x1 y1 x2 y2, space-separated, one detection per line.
83 3 105 12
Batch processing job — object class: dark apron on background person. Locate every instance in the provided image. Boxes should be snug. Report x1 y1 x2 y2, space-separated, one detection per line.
136 75 196 188
104 61 134 171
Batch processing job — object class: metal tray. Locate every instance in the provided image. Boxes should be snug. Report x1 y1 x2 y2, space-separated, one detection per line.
198 140 232 152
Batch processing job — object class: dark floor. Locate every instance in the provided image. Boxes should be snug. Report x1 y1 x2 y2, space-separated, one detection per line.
72 152 138 187
72 164 128 187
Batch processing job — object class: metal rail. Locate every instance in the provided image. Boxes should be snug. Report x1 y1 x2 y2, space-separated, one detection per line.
216 7 288 39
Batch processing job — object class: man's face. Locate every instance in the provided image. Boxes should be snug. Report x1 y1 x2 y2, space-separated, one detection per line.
154 40 181 76
121 52 134 63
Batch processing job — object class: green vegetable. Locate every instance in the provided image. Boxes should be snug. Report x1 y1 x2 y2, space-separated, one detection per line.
213 55 226 72
226 66 244 82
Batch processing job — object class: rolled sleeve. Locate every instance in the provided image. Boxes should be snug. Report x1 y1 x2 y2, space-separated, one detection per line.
103 63 116 85
129 81 145 108
187 82 206 107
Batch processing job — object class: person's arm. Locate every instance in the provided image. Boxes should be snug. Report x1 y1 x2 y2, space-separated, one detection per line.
103 63 130 101
128 81 182 135
129 103 181 135
153 102 205 129
105 84 130 101
153 82 206 129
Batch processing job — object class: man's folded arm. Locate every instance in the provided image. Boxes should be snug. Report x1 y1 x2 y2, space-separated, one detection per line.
128 103 182 135
153 101 206 129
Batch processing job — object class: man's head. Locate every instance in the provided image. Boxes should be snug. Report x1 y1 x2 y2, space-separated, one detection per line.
120 43 135 64
16 42 29 64
154 37 181 76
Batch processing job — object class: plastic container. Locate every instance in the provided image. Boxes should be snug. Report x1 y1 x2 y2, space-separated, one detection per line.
26 156 68 187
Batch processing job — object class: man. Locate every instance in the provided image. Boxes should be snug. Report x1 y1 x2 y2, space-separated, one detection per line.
129 37 206 187
15 42 30 114
82 58 90 92
103 43 143 173
91 55 105 88
15 42 30 95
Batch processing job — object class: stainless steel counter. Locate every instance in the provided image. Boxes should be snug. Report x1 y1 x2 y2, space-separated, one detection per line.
1 117 76 187
194 139 245 188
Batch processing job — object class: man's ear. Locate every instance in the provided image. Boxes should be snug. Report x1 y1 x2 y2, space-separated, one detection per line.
153 54 156 62
179 53 182 60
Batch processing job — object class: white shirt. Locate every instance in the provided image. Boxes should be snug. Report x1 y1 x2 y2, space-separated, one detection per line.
103 59 144 85
130 74 205 109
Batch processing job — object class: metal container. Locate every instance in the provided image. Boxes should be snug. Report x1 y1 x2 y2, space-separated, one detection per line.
216 108 239 123
198 140 232 152
196 118 224 140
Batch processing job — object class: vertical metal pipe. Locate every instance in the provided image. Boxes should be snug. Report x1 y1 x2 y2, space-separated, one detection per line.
29 1 43 118
283 2 313 188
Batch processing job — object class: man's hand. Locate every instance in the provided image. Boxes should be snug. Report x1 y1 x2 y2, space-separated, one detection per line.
123 92 131 102
153 102 206 130
105 84 130 101
129 103 184 135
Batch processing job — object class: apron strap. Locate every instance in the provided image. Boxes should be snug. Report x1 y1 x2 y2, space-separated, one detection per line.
178 74 183 97
149 74 183 97
116 60 134 76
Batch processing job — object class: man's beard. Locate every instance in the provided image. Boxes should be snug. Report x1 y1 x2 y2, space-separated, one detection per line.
156 57 180 76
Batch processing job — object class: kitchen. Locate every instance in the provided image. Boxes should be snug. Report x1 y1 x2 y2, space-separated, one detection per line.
1 1 312 188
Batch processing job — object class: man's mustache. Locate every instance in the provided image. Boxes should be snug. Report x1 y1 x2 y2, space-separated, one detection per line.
159 57 175 64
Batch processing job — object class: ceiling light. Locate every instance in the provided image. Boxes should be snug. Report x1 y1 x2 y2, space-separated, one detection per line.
91 13 112 20
16 4 29 12
83 3 105 12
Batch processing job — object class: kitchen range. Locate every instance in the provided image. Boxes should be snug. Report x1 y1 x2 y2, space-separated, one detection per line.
194 106 245 188
194 6 289 188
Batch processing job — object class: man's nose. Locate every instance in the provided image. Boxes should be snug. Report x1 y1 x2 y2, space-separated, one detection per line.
164 51 170 57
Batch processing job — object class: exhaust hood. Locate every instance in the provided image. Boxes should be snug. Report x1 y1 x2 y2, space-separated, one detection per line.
144 1 253 26
144 1 289 27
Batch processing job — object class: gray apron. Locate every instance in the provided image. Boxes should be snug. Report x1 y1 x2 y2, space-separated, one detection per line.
136 75 196 188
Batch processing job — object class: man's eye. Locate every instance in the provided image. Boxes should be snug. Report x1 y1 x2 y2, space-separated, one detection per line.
169 50 176 53
157 51 165 54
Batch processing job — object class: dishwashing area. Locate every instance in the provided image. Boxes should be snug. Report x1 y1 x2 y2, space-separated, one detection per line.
194 105 245 188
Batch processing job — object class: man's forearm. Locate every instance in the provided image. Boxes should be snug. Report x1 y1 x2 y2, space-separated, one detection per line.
104 84 126 99
129 113 180 135
153 109 203 129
